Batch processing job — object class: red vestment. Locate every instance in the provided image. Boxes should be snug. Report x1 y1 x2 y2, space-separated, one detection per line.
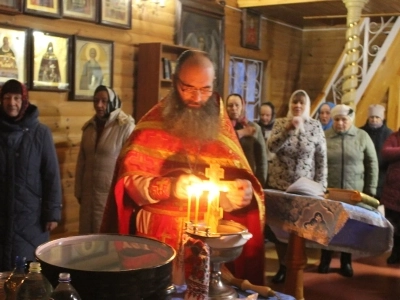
101 97 265 285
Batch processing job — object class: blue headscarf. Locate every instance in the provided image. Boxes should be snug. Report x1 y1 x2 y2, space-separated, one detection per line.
317 102 335 130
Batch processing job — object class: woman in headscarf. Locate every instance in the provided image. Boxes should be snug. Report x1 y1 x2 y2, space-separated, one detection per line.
226 93 268 187
266 90 327 283
319 104 378 277
257 101 276 163
317 102 335 130
75 85 135 234
0 79 61 271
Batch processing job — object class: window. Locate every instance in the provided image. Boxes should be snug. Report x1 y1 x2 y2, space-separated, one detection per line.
228 56 264 121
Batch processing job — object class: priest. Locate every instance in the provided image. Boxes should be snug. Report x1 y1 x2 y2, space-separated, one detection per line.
101 50 265 286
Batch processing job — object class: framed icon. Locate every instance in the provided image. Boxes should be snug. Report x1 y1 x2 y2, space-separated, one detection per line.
31 30 71 91
71 36 113 101
176 0 225 95
63 0 97 22
100 0 132 29
24 0 61 18
0 0 22 14
0 24 29 86
241 8 262 50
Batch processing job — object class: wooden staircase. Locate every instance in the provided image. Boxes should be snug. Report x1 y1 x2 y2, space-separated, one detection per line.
310 17 400 130
355 26 400 129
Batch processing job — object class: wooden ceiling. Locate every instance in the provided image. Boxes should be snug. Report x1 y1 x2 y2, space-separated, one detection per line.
237 0 400 28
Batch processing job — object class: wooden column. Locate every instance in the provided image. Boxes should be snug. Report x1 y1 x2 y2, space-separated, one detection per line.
387 75 400 131
284 233 307 300
341 0 369 110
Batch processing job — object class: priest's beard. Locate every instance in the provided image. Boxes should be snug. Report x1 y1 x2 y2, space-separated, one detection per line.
162 90 220 142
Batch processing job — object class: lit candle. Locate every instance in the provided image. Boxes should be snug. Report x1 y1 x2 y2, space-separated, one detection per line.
206 191 212 226
187 187 192 222
195 192 200 224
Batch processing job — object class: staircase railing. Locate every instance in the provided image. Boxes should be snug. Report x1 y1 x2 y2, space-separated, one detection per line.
311 16 400 117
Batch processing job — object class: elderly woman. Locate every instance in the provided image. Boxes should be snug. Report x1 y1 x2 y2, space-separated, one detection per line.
319 104 378 277
317 102 335 130
360 104 392 199
75 85 135 234
0 79 61 271
226 93 268 187
266 90 327 283
257 101 276 163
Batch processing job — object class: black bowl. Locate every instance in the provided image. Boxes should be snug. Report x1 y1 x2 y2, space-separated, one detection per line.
35 234 176 300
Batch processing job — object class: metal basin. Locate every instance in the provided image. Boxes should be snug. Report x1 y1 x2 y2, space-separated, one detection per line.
35 234 176 300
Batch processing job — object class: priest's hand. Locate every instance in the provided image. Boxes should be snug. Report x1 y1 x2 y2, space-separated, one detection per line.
173 174 203 200
220 179 253 212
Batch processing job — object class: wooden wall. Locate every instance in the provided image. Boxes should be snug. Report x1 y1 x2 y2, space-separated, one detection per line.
0 3 177 238
224 0 303 116
299 27 346 102
0 1 346 239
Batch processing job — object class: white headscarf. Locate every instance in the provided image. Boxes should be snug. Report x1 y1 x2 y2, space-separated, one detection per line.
286 89 311 121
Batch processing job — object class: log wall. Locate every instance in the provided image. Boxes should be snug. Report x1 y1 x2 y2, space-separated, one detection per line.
0 1 348 239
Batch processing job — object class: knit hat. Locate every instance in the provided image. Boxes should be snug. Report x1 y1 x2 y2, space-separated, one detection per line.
331 104 354 121
0 79 30 121
368 104 385 120
93 85 121 117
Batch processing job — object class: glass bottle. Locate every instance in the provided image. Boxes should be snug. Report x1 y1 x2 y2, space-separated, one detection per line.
15 262 53 300
4 256 27 300
49 273 81 300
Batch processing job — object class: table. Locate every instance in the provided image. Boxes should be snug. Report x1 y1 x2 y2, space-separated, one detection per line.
171 285 296 299
265 189 394 300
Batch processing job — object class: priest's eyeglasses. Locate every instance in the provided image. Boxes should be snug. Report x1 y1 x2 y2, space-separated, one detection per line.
176 77 213 97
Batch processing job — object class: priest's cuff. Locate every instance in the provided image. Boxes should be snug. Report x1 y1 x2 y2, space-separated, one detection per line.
148 177 174 201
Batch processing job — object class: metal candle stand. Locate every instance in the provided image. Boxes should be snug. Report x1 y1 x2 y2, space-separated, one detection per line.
185 220 252 300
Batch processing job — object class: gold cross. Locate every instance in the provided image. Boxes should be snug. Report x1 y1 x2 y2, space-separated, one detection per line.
205 163 224 184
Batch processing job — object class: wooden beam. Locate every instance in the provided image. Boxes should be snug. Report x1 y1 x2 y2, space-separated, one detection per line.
237 0 338 8
304 12 400 19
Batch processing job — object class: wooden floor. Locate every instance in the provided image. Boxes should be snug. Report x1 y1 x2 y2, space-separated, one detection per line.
265 242 400 300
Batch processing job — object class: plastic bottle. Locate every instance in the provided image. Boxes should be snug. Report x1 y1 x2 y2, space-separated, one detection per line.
49 273 81 300
15 262 53 300
4 256 27 300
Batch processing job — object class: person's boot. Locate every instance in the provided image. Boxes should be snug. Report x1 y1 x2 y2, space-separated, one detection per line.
271 264 286 283
318 249 332 273
387 236 400 264
340 252 353 277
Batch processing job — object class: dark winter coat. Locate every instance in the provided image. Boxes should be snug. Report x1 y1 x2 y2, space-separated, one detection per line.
0 105 62 271
234 121 268 187
381 130 400 213
360 121 393 199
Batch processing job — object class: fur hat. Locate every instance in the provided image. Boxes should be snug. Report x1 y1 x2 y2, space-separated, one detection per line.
331 104 354 121
368 104 385 120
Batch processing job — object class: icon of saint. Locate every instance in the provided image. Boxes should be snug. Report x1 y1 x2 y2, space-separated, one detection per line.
79 47 103 90
0 36 18 79
38 42 61 83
